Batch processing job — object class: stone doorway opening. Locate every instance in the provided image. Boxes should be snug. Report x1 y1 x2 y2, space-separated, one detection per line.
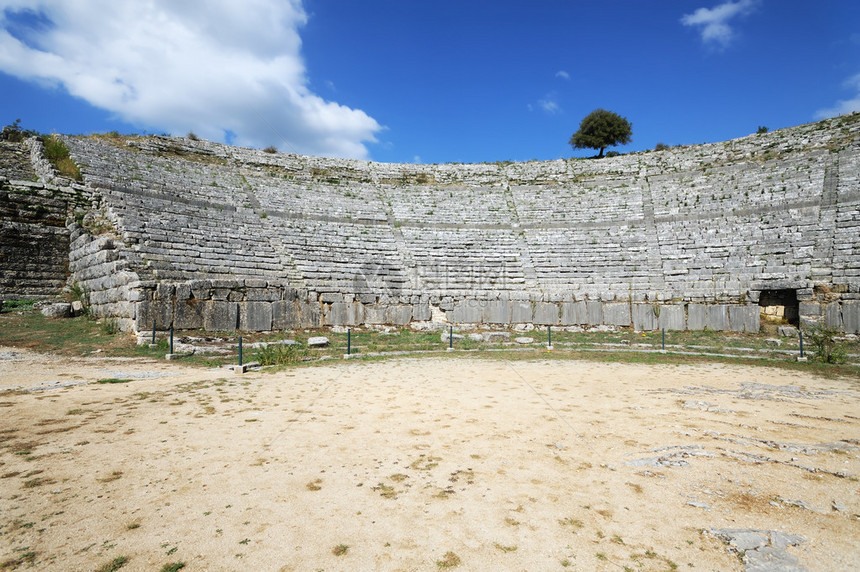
758 289 799 326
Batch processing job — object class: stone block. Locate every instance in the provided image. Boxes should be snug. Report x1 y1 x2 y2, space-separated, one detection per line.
482 300 511 324
688 304 707 330
203 301 238 331
533 302 559 326
603 302 631 327
174 298 205 329
799 302 821 317
561 301 587 325
844 301 860 334
586 301 603 325
824 302 843 330
412 302 432 321
299 301 321 328
452 300 483 323
511 301 533 323
325 302 364 326
365 305 387 324
137 299 173 329
657 304 686 331
728 305 760 333
272 300 301 329
387 305 413 326
632 304 658 331
239 301 273 331
707 305 730 331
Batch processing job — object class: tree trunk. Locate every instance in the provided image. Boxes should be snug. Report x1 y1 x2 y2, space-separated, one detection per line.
598 147 605 158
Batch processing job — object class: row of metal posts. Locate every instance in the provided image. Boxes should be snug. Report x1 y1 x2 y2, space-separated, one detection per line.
150 322 807 364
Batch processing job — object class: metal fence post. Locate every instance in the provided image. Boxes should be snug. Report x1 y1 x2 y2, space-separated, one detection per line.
238 337 243 366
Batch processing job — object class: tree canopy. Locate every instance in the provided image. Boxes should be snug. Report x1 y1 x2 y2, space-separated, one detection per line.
569 109 632 157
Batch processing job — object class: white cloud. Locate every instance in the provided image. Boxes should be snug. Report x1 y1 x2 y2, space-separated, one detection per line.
0 0 381 159
815 73 860 119
529 92 561 115
681 0 758 49
555 70 570 80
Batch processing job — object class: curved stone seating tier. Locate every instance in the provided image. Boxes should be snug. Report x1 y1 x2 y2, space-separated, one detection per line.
400 226 526 292
24 116 857 332
387 183 513 226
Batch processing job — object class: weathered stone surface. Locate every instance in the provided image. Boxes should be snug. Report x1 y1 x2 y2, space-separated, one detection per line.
412 302 432 321
299 301 321 328
272 300 301 329
658 304 685 330
174 299 205 329
729 305 760 333
688 304 707 330
778 325 798 337
514 336 534 344
632 304 659 331
325 302 363 326
511 301 533 323
844 301 860 334
561 301 587 325
603 302 631 327
586 301 603 325
482 300 511 324
707 305 730 331
386 305 412 326
307 336 329 347
203 301 238 331
533 302 559 325
451 300 482 323
824 302 843 329
40 302 72 319
484 331 510 342
364 304 388 324
239 301 273 331
137 300 173 330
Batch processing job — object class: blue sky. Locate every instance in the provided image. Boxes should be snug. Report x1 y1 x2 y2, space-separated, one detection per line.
0 1 858 163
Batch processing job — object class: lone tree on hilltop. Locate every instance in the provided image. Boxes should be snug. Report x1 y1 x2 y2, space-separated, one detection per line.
569 109 632 158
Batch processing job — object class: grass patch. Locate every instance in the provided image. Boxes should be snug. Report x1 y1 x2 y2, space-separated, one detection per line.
94 555 128 572
41 135 82 181
306 479 322 491
159 563 184 572
97 378 132 384
436 551 461 568
332 544 349 556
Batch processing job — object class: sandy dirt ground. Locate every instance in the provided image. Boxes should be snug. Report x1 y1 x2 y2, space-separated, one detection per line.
0 347 858 571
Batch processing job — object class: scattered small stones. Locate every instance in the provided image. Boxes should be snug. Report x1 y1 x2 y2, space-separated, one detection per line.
686 500 710 510
625 445 716 468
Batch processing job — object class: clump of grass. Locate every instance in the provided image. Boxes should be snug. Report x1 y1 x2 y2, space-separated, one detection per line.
373 482 397 499
41 134 82 181
97 471 123 483
126 522 140 530
97 378 132 384
332 544 349 556
94 555 128 572
159 562 185 572
263 145 277 153
559 517 584 528
306 479 322 491
493 543 517 552
389 473 408 482
254 343 308 365
436 551 461 568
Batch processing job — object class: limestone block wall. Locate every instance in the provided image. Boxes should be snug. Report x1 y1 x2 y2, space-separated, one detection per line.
44 114 860 333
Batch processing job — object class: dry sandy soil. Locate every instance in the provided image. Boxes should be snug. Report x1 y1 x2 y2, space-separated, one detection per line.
0 347 858 571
